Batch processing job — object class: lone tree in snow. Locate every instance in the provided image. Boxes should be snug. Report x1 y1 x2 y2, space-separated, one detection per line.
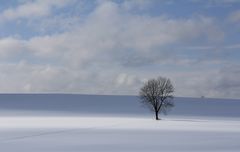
139 76 174 120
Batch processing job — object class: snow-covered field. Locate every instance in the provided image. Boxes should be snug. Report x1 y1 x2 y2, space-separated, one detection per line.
0 94 240 152
1 117 240 152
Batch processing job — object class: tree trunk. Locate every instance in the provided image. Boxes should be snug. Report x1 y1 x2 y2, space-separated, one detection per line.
155 111 160 120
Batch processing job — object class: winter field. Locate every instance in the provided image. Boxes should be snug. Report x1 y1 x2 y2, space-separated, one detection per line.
0 94 240 152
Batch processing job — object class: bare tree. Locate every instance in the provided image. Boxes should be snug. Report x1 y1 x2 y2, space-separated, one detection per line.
139 76 174 120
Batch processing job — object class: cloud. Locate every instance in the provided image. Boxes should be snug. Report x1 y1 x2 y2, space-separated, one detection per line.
0 61 142 95
209 65 240 98
200 65 240 99
0 0 71 22
170 65 240 99
0 62 72 93
209 0 240 4
184 43 240 50
229 10 240 23
121 0 156 10
0 0 237 98
0 37 26 58
20 1 223 68
225 44 240 49
191 0 240 7
115 73 142 88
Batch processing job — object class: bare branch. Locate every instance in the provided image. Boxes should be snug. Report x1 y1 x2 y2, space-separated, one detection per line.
139 76 174 120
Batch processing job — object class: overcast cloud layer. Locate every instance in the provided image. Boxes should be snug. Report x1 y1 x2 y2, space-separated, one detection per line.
0 0 240 99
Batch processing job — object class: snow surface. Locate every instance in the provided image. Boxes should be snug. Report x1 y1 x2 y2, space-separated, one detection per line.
0 94 240 151
0 117 240 152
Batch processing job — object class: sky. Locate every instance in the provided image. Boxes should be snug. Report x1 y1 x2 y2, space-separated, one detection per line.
0 0 240 99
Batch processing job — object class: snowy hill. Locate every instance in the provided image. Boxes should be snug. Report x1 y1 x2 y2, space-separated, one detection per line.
0 94 240 152
0 94 239 118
